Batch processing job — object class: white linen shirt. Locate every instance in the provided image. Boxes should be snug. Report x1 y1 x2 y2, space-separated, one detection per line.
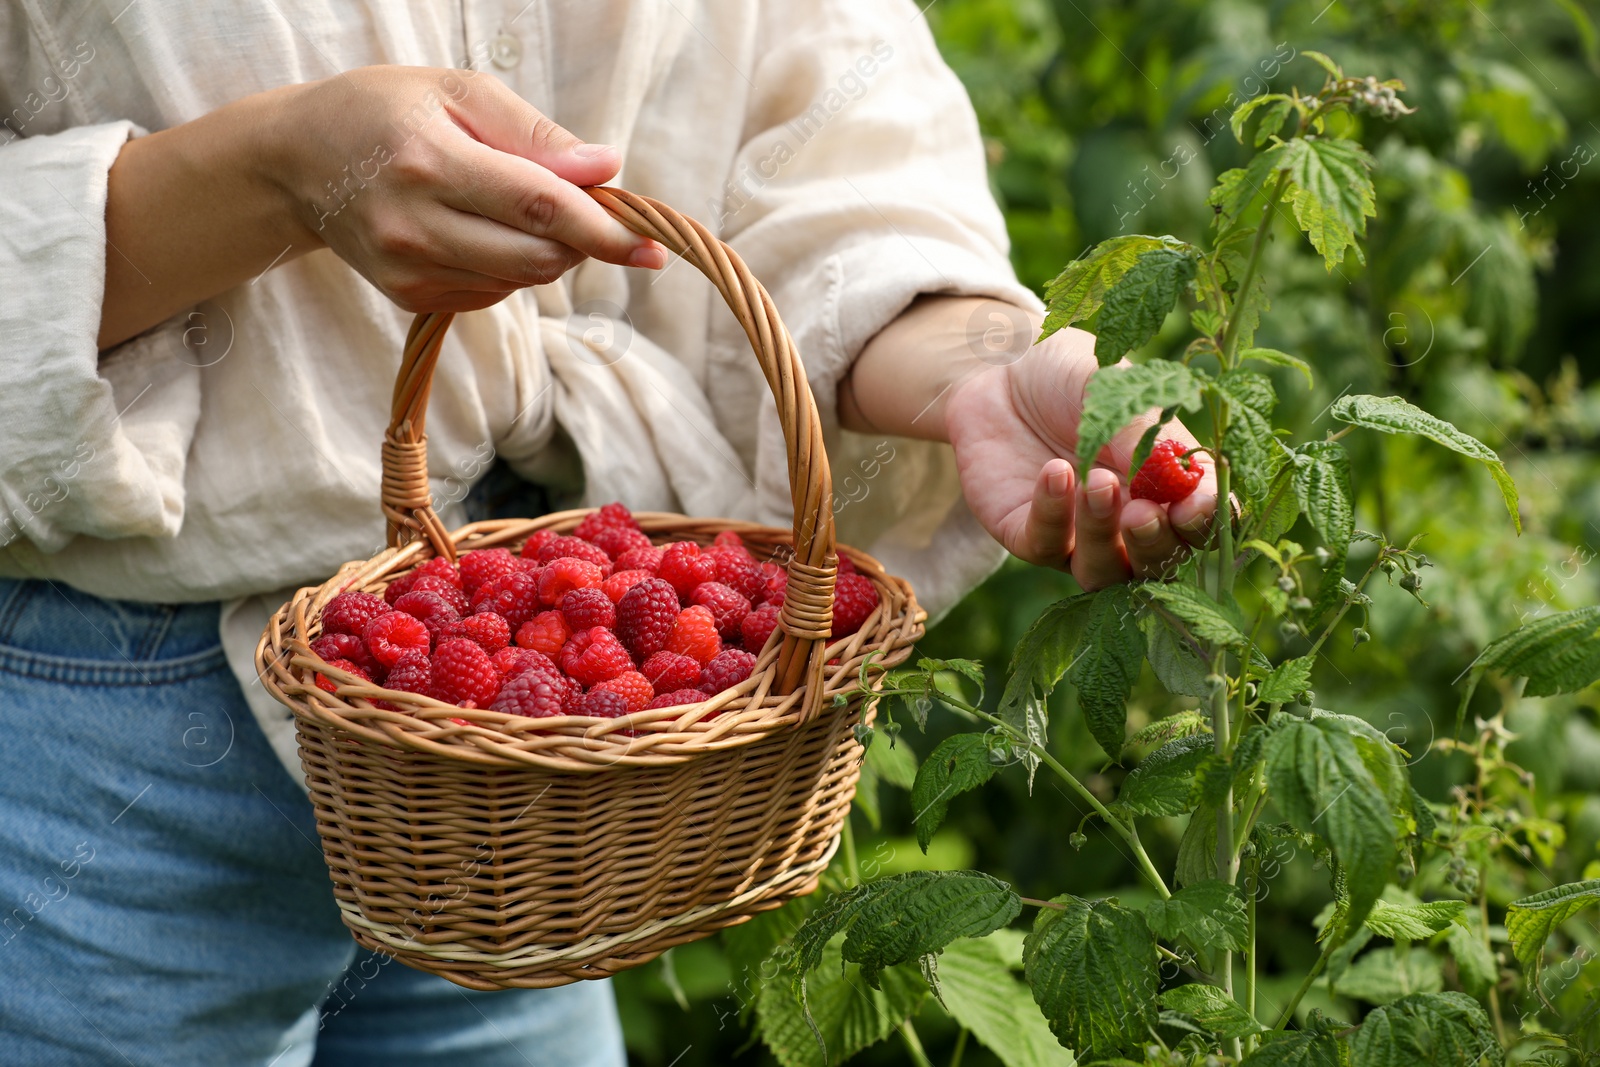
0 1 1038 774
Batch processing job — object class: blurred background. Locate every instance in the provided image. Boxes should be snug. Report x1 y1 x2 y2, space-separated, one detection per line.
617 1 1600 1062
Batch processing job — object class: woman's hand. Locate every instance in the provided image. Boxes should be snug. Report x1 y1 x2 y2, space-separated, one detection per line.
100 66 665 348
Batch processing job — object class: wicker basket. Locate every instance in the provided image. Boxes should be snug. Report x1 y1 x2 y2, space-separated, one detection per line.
257 188 925 990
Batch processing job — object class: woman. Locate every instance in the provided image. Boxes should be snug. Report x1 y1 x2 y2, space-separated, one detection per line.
0 3 1214 1064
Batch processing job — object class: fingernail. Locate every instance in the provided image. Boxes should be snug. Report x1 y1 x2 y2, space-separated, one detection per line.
1129 517 1162 544
1087 481 1116 519
573 142 616 159
629 244 667 269
1047 465 1071 498
1177 493 1216 534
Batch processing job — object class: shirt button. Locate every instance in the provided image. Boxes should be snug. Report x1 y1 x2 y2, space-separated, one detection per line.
490 31 522 69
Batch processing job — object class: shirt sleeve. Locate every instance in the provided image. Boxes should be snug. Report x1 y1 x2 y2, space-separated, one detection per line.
717 0 1040 618
0 121 200 555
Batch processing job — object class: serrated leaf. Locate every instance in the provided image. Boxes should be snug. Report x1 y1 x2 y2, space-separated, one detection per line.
1210 148 1286 231
1040 235 1172 342
1505 879 1600 979
1264 716 1399 932
1176 801 1219 887
1293 441 1354 558
1333 947 1444 1004
1277 137 1376 268
1241 347 1314 385
1075 361 1203 482
1140 613 1212 698
1301 50 1342 78
911 734 999 852
1258 656 1314 705
1364 899 1466 940
1117 733 1212 817
1242 1011 1351 1066
1143 880 1250 951
1212 369 1279 502
1160 983 1265 1037
1024 896 1158 1058
1444 923 1498 999
759 942 926 1067
1142 582 1248 648
937 937 1078 1067
1000 594 1098 787
1231 93 1294 146
1472 606 1600 697
1093 246 1197 365
1068 586 1145 758
1349 992 1503 1066
1330 395 1520 533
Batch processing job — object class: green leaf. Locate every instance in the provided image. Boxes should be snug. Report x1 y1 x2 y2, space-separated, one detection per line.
1505 879 1600 979
1143 880 1250 951
1242 1011 1351 1066
1278 137 1376 268
1332 947 1445 1004
1444 923 1498 999
1092 246 1197 365
1139 612 1211 698
1024 896 1159 1059
1127 407 1178 484
1210 149 1284 232
1258 656 1314 706
1000 594 1097 787
1212 369 1279 502
1264 716 1399 931
1075 361 1203 482
855 731 918 830
1160 983 1265 1038
790 871 1022 990
1125 709 1210 752
1068 586 1145 759
911 735 999 852
1330 395 1520 533
1363 899 1466 941
1142 582 1248 648
936 936 1078 1067
1241 347 1314 386
1040 235 1172 342
1349 992 1503 1066
1231 93 1295 146
1471 606 1600 697
1293 441 1354 558
1176 801 1219 887
758 942 926 1067
1301 50 1342 78
1117 733 1212 817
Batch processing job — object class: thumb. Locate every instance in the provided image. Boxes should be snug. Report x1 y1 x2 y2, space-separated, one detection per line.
449 76 621 186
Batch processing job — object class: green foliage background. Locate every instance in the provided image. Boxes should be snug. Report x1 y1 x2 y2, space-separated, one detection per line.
616 2 1600 1062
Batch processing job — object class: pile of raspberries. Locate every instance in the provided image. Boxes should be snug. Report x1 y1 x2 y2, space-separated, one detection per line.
308 502 881 719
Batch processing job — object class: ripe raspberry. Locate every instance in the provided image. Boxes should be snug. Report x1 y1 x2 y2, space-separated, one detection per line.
601 569 651 604
591 525 652 560
383 572 417 605
412 556 463 589
470 570 541 629
323 591 390 637
560 627 634 687
665 605 722 665
700 648 757 694
691 582 752 640
831 573 880 637
516 611 571 658
536 536 613 573
315 658 372 694
645 689 706 710
519 528 559 560
713 530 748 551
574 501 640 540
836 553 857 576
459 548 518 596
757 562 787 607
382 649 435 699
492 646 559 679
614 545 664 574
592 670 654 713
616 578 680 659
741 604 781 653
393 590 461 640
537 558 606 606
1130 439 1205 504
706 546 764 604
445 612 511 655
573 689 631 718
560 587 617 631
489 670 569 718
363 611 430 668
432 638 503 709
310 633 381 679
657 542 717 600
640 651 703 694
411 574 469 615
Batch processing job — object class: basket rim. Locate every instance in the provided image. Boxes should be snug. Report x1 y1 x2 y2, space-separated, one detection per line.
256 510 925 772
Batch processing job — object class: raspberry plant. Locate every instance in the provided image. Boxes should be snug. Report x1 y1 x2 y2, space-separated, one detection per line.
746 54 1585 1066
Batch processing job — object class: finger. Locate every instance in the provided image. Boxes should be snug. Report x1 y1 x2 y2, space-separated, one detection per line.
421 209 587 287
1170 492 1219 548
438 132 666 268
1016 459 1075 567
1070 467 1132 591
1121 498 1189 580
448 76 622 187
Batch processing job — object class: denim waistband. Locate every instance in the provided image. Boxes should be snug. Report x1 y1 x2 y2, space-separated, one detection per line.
0 578 225 686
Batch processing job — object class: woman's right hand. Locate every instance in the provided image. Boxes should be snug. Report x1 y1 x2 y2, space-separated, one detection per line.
99 65 665 348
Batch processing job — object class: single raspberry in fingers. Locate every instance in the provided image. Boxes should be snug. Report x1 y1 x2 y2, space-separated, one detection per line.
1130 439 1205 504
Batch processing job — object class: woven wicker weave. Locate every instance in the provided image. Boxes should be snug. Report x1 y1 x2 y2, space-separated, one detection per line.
257 188 925 989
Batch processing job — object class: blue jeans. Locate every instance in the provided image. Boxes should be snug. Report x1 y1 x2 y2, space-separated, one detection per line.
0 577 625 1066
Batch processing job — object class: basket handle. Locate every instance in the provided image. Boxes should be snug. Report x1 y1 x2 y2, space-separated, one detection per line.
381 187 838 713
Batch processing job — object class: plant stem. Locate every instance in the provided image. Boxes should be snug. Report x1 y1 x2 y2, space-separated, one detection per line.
1244 854 1260 1055
842 817 860 888
948 1028 969 1067
1303 554 1384 661
1220 168 1292 363
899 1019 934 1067
1216 455 1235 598
1273 934 1341 1030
